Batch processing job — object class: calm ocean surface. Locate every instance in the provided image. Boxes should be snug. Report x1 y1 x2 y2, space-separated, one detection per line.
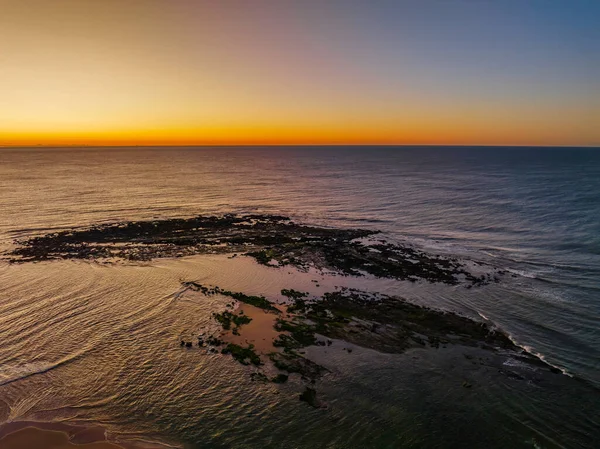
0 146 599 448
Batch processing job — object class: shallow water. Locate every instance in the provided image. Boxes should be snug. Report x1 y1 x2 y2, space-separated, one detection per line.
0 146 599 448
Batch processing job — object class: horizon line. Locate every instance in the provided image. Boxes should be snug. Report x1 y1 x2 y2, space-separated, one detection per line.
1 143 599 149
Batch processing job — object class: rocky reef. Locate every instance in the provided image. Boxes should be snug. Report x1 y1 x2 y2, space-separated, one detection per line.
7 213 497 286
182 282 562 409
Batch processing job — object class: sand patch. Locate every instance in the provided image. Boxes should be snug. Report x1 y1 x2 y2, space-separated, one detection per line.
221 303 285 354
0 426 124 449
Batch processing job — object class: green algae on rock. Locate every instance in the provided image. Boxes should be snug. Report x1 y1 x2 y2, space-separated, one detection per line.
183 282 279 312
182 279 574 415
221 343 262 366
7 213 499 286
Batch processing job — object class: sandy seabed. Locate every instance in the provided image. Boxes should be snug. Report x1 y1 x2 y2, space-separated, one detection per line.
0 422 160 449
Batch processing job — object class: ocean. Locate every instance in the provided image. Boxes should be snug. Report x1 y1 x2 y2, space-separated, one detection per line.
0 146 598 448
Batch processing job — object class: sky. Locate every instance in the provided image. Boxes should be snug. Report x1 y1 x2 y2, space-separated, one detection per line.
0 0 598 146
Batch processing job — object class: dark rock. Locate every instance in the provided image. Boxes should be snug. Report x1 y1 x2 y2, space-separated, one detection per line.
206 336 223 346
299 387 320 408
269 352 327 381
221 343 261 366
271 374 289 384
250 372 269 382
8 213 491 287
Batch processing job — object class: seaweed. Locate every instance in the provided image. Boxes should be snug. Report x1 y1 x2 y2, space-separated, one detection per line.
273 319 318 348
219 290 279 312
213 311 252 331
281 289 311 313
7 213 496 287
221 343 261 366
281 289 308 300
184 282 279 312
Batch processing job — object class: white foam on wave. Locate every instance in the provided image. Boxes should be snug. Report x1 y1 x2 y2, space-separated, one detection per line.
399 236 472 256
0 350 87 387
505 268 538 279
477 311 490 321
532 287 571 305
502 357 537 372
0 362 59 386
506 336 574 378
482 251 498 258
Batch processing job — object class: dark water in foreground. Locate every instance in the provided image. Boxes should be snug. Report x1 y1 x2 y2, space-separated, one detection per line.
0 146 599 448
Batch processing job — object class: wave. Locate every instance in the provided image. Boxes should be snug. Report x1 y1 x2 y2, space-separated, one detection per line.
476 311 575 378
477 311 490 321
502 357 539 372
504 268 539 279
472 311 576 380
399 236 471 254
505 336 574 379
0 350 87 387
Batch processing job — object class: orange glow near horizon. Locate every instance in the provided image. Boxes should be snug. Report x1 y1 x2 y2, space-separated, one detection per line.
2 120 597 147
1 1 598 147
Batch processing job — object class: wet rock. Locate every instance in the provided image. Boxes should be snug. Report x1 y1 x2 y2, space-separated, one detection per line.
188 283 279 312
299 387 320 408
221 343 261 366
206 336 223 346
268 352 326 381
213 310 252 332
194 283 557 390
250 372 269 382
8 214 493 287
273 319 318 349
500 369 526 381
271 374 289 384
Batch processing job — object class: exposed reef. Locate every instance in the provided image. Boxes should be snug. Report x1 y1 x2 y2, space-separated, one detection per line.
221 343 262 366
213 311 251 335
181 282 563 409
183 281 280 312
299 387 323 409
286 287 520 354
6 214 497 286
